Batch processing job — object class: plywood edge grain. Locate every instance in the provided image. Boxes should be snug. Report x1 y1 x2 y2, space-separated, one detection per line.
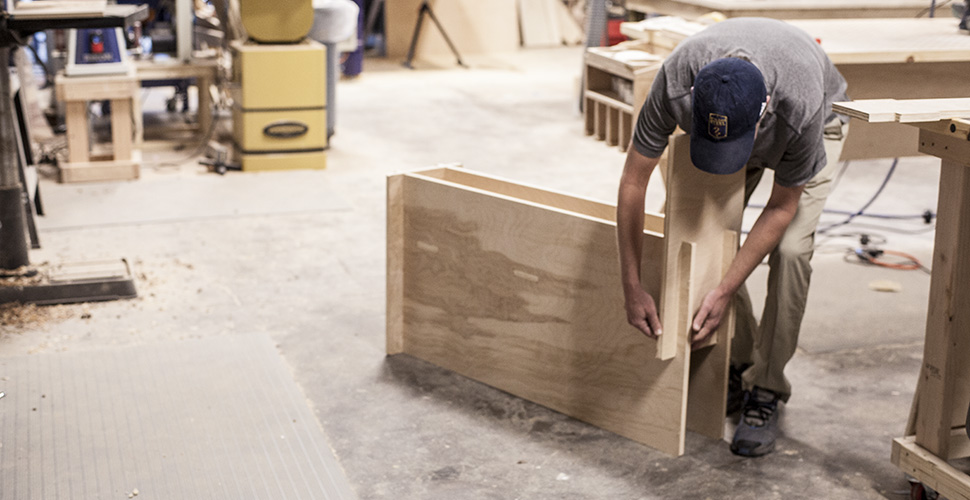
410 166 666 234
386 173 406 355
685 230 738 439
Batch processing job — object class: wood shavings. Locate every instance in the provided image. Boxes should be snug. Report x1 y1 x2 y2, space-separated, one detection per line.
869 280 903 293
0 302 75 332
0 265 45 288
0 303 46 329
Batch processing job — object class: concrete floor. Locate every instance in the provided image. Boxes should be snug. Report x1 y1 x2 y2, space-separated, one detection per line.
2 46 950 498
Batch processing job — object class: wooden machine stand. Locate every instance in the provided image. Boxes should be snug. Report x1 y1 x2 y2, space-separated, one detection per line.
834 98 970 498
583 42 662 153
56 72 140 183
387 134 743 455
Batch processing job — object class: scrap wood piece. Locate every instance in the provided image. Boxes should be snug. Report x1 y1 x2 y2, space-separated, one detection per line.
834 98 970 123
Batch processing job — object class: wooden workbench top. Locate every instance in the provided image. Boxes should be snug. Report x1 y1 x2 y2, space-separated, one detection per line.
626 0 931 19
620 18 970 65
788 18 970 64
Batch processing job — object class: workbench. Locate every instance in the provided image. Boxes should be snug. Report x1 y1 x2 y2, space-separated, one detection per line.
607 18 970 160
833 97 970 500
625 0 930 20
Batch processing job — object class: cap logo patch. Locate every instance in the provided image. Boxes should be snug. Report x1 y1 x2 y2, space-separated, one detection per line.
708 113 728 140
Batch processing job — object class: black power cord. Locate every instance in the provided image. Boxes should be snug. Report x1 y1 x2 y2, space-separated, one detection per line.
745 159 937 235
817 159 902 233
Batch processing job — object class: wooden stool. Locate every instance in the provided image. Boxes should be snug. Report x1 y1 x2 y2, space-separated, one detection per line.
55 72 140 183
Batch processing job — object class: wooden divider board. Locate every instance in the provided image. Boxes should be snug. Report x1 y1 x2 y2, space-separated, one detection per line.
662 133 744 434
387 135 742 455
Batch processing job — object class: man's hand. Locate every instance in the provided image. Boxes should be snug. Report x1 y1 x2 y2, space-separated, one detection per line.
617 148 663 340
688 180 804 349
691 287 731 348
624 286 663 339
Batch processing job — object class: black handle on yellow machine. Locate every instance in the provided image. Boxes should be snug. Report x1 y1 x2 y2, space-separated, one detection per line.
263 121 309 139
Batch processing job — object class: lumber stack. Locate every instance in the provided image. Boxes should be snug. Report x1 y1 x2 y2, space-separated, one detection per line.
833 98 970 124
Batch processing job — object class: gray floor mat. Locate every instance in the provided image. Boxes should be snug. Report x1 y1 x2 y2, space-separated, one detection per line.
0 334 356 500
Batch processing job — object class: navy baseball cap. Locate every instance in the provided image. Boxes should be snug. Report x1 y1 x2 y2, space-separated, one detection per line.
690 58 767 175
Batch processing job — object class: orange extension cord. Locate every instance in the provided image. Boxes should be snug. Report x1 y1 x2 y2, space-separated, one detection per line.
852 248 927 272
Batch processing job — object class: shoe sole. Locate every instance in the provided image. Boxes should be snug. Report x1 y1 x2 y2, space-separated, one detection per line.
730 440 775 457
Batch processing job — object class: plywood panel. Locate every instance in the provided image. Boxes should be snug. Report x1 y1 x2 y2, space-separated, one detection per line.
840 120 920 162
389 168 690 455
519 0 561 47
387 163 738 453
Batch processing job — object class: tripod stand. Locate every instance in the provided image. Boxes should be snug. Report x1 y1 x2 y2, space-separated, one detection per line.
403 0 466 69
960 0 969 31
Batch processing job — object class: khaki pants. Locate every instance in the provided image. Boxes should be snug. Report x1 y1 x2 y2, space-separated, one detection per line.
731 119 847 402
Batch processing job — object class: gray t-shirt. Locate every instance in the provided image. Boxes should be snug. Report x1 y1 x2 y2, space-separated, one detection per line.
632 18 849 187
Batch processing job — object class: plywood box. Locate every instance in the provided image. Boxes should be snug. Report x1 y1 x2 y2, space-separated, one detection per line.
387 135 744 455
584 42 663 152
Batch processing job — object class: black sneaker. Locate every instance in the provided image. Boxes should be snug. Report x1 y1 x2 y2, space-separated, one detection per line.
726 363 751 415
730 387 781 457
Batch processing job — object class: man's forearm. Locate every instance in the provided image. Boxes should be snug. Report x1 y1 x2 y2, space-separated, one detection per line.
616 150 660 292
718 194 800 296
617 183 647 290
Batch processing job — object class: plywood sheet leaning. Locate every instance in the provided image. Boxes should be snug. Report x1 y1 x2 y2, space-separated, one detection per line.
384 0 520 60
519 0 561 47
387 166 688 455
555 0 584 45
386 156 741 455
